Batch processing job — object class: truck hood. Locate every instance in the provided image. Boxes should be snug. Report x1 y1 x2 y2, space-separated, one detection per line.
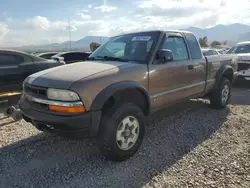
25 61 130 89
237 53 250 61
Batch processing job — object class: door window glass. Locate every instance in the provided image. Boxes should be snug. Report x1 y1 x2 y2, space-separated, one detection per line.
163 37 189 61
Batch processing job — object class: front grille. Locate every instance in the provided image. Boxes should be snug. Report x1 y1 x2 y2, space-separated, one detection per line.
25 98 48 110
238 63 250 71
24 84 47 98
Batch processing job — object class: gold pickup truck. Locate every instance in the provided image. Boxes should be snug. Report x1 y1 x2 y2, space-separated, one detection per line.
19 30 238 161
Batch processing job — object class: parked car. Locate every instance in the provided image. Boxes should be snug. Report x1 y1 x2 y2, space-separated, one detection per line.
51 51 91 64
227 41 250 81
218 49 228 54
35 52 59 60
19 30 237 161
0 49 63 94
202 48 221 56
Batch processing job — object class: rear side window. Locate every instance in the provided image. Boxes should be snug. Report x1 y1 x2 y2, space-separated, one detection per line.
0 54 24 66
184 33 202 59
40 53 56 59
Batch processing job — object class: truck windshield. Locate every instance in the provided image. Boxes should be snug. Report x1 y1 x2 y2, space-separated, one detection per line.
89 31 160 63
227 44 250 54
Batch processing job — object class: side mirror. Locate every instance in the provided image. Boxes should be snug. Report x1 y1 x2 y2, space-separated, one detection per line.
156 49 174 63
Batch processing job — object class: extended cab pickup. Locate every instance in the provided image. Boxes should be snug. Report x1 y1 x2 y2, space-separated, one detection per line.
19 30 238 161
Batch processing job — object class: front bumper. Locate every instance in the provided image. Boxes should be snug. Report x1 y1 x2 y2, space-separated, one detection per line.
237 69 250 80
19 96 101 138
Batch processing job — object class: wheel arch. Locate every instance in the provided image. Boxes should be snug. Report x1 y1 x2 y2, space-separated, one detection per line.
90 81 151 116
215 65 234 88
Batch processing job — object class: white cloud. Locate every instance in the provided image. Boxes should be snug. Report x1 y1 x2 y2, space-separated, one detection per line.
94 5 117 12
0 22 9 42
33 16 50 30
134 0 250 28
1 0 250 47
77 13 91 20
26 16 75 31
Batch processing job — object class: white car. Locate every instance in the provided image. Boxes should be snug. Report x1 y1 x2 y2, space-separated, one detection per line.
227 41 250 81
202 48 221 56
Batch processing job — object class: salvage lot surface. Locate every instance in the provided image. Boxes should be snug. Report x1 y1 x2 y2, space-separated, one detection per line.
0 87 250 188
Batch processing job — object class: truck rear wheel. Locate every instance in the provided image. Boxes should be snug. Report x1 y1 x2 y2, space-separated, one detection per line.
97 102 145 161
210 77 231 109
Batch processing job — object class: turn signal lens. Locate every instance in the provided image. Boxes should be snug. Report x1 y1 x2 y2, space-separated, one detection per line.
49 105 85 113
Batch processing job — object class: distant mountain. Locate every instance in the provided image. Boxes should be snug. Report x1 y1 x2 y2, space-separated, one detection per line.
238 32 250 42
16 36 109 52
73 36 109 48
15 23 250 51
185 23 250 44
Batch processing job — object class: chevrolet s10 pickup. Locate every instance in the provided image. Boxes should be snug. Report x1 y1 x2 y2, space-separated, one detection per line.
19 30 238 161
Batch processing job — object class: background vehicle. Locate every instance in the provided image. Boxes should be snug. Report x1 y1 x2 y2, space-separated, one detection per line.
0 49 63 94
227 41 250 81
35 52 59 60
20 30 237 161
51 51 91 64
202 48 221 56
218 48 228 54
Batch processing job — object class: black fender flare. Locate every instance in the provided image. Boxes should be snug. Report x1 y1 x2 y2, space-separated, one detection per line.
90 81 150 113
215 65 233 88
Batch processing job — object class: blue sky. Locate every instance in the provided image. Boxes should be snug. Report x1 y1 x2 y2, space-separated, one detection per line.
0 0 250 47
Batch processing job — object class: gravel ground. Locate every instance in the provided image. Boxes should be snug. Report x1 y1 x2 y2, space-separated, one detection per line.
0 86 249 188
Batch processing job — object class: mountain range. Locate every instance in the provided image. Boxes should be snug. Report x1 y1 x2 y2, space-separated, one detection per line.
16 36 110 52
15 23 250 51
185 23 250 44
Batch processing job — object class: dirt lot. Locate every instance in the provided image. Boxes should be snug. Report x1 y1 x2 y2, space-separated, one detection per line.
0 86 249 188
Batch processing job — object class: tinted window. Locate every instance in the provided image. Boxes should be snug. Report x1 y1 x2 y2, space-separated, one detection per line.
203 50 213 56
163 37 189 61
64 53 73 61
0 54 24 66
64 53 89 62
184 33 202 59
212 50 219 55
39 53 57 59
74 53 89 61
227 44 250 54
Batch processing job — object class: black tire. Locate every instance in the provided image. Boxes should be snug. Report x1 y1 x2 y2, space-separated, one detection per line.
210 77 231 109
97 102 145 161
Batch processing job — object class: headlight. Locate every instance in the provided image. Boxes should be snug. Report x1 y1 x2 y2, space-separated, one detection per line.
47 88 80 101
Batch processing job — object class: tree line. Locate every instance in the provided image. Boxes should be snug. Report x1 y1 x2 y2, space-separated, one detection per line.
198 36 227 48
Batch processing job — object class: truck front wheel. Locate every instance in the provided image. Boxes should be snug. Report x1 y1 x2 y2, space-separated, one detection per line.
210 77 231 109
97 102 145 161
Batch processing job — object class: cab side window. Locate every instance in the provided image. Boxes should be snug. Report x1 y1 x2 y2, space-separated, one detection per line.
163 37 189 61
184 33 202 59
0 54 24 67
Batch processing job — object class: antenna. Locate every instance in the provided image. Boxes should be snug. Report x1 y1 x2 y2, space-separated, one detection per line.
68 17 72 51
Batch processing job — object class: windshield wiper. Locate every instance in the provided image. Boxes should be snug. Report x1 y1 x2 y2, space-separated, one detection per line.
96 56 129 62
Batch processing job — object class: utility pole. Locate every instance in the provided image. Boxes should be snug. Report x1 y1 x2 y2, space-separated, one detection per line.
68 17 72 51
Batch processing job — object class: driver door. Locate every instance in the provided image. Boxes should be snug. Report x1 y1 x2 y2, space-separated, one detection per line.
148 35 194 111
